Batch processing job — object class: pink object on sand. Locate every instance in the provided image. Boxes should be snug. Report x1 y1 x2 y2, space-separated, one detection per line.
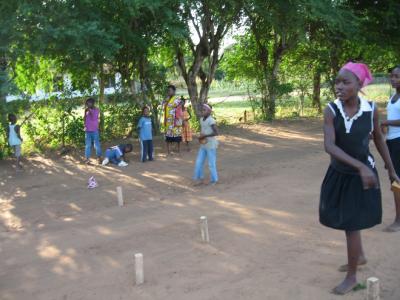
87 176 98 189
340 62 373 87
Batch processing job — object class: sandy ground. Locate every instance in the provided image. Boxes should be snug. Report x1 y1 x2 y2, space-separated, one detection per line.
1 120 400 300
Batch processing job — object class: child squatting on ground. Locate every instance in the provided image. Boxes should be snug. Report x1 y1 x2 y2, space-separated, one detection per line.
7 113 23 170
84 97 102 164
102 144 132 167
320 62 400 295
193 104 219 186
137 106 154 162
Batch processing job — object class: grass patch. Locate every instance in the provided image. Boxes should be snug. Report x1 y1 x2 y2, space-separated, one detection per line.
207 82 395 124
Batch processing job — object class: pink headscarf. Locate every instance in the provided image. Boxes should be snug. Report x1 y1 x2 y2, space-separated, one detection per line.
340 62 373 87
203 104 212 112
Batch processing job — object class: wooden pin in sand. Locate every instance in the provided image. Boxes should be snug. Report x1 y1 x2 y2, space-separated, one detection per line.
200 216 210 243
134 253 144 285
117 186 124 207
366 277 380 300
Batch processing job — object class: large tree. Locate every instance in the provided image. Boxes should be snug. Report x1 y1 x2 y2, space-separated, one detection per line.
242 0 354 119
175 0 243 117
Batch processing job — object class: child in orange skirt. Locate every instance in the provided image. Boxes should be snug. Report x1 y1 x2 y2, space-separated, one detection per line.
181 98 193 151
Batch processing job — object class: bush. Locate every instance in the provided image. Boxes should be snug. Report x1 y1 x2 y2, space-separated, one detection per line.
0 95 143 157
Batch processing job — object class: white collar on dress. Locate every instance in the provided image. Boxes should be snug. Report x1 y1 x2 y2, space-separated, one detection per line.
334 97 373 133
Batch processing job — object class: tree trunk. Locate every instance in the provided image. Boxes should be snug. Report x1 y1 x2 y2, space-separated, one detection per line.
266 78 277 119
144 78 160 135
299 94 305 116
138 55 161 134
0 57 9 154
312 70 322 113
130 79 137 102
199 81 210 105
264 43 284 120
175 4 229 121
186 77 200 117
98 66 105 133
329 44 341 95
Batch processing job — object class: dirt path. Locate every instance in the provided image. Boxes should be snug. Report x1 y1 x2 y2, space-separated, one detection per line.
1 120 399 300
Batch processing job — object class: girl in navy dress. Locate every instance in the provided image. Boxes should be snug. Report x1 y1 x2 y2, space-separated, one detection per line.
320 62 399 295
381 65 400 232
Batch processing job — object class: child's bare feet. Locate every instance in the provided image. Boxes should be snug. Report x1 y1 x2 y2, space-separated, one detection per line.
193 180 204 187
332 275 358 295
338 256 367 272
385 221 400 232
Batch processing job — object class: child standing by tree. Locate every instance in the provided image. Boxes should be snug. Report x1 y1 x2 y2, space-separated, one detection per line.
7 114 23 170
381 65 400 232
320 62 399 295
181 98 193 151
137 106 154 162
163 85 182 155
83 98 102 164
193 104 218 185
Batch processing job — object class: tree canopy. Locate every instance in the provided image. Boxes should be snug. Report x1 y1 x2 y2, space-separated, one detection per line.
0 0 399 155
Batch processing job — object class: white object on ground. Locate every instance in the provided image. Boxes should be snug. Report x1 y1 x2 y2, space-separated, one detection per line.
366 277 380 300
117 186 124 207
135 253 144 285
118 161 128 167
200 216 210 243
102 158 109 166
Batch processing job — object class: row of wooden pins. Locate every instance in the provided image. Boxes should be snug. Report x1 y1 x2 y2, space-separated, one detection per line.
115 187 210 244
116 187 380 298
132 216 210 286
116 187 210 285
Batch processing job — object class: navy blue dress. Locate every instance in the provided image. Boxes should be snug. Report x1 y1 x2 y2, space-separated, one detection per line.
320 99 382 231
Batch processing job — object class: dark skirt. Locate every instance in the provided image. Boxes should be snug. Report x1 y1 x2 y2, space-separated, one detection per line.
387 138 400 176
319 166 382 231
165 136 182 143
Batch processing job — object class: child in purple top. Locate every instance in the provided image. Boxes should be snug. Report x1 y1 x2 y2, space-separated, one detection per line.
84 98 102 164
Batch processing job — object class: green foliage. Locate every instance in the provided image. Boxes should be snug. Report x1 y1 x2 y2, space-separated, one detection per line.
1 0 400 158
0 96 142 156
102 102 142 141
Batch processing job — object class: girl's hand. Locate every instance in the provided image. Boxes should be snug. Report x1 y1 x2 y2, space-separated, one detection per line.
359 164 378 189
381 121 388 134
389 170 400 184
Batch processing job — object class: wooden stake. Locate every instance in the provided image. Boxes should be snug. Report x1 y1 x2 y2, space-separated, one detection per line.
366 277 380 300
117 186 124 206
200 216 210 243
135 253 144 285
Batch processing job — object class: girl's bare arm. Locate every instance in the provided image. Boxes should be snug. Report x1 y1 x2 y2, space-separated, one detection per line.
372 107 400 182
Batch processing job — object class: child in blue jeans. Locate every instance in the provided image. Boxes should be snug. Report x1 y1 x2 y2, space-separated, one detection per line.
193 104 219 185
84 98 102 164
137 106 154 162
102 144 133 167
